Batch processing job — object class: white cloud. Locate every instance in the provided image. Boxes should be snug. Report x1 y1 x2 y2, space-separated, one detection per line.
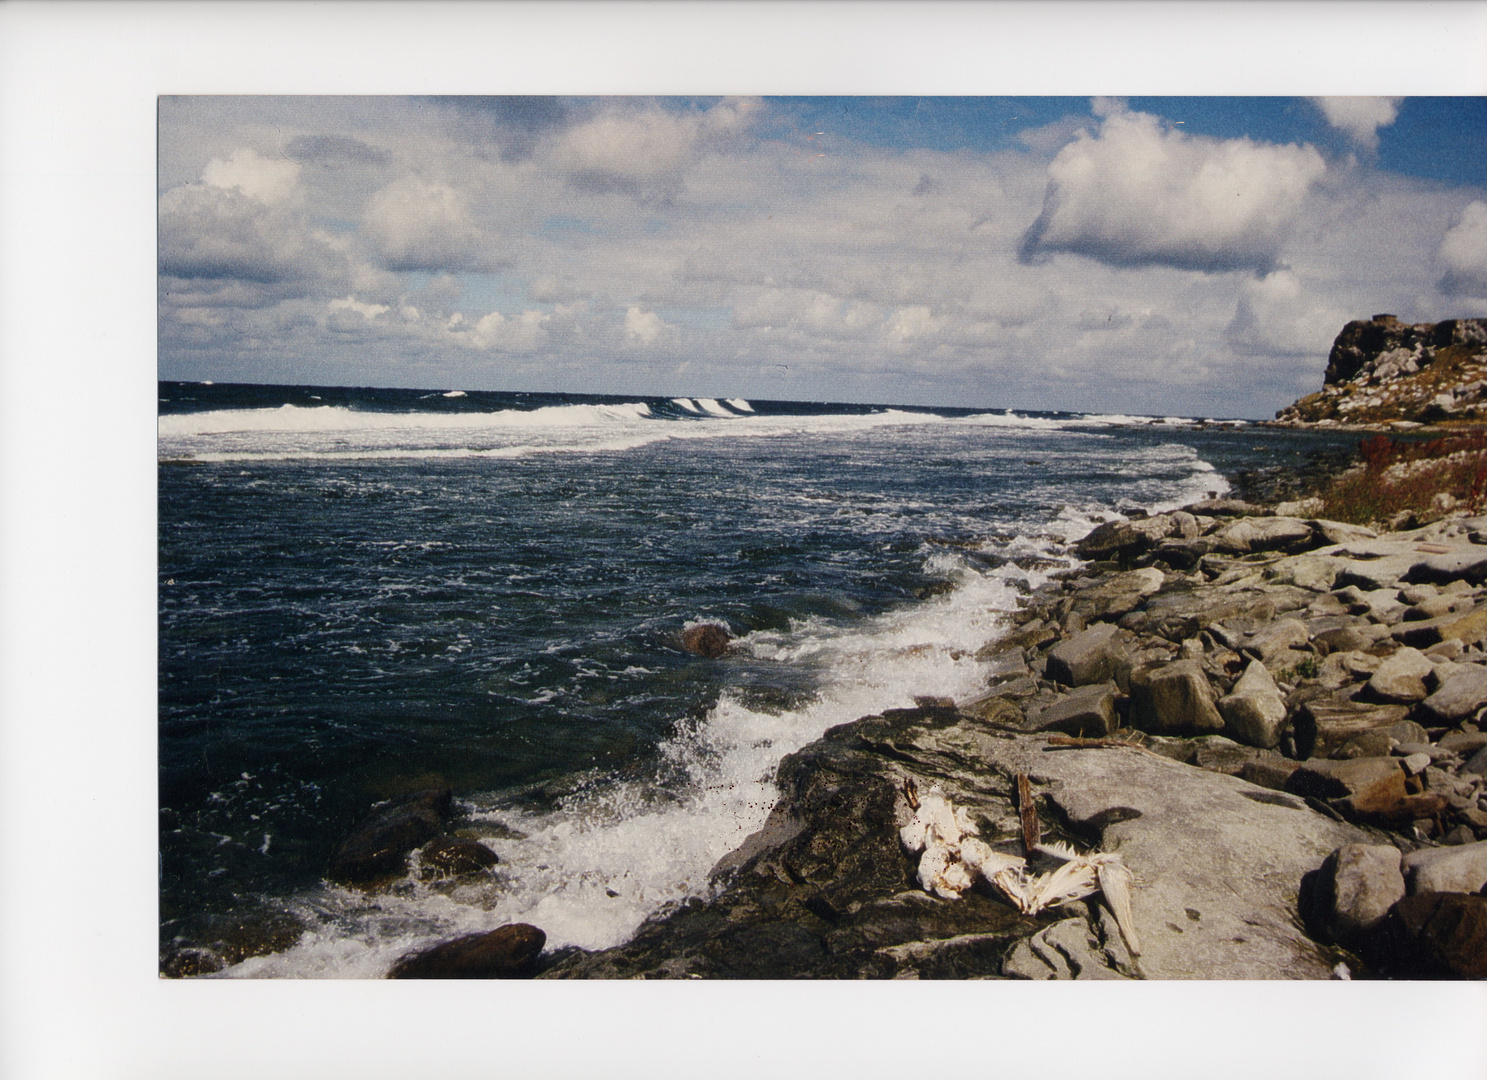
1312 96 1403 151
327 296 389 320
363 177 497 272
551 99 755 195
466 309 550 352
1438 200 1487 296
158 184 336 290
202 148 301 204
623 306 672 346
1224 270 1346 358
1020 104 1327 273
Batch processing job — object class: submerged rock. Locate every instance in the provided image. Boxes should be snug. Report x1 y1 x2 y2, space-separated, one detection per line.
328 788 454 884
681 623 732 658
418 836 499 878
388 923 546 979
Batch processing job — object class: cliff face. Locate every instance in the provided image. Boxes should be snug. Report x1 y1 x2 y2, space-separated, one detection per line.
1277 315 1487 426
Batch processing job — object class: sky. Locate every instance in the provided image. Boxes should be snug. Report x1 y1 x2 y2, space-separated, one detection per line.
160 93 1487 419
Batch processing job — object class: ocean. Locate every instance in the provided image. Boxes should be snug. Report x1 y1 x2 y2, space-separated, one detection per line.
157 381 1357 977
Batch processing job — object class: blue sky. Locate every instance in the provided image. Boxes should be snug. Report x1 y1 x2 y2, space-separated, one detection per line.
157 91 1487 419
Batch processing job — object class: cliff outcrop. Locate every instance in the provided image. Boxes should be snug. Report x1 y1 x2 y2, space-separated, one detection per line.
1277 315 1487 426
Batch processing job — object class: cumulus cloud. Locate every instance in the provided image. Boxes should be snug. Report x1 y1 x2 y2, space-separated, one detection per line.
1312 97 1403 151
552 98 755 197
731 289 883 340
202 147 301 204
1019 104 1326 274
1224 270 1346 358
464 309 551 352
623 306 674 346
159 184 327 287
363 177 500 272
1438 200 1487 296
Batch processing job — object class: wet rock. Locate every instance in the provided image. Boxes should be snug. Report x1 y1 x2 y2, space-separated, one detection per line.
418 836 499 878
1217 659 1288 749
387 923 546 979
1364 891 1487 978
329 788 454 884
1421 664 1487 722
681 624 732 658
1028 681 1118 737
159 947 225 979
1365 647 1433 703
1402 840 1487 895
1045 623 1127 687
1129 659 1225 736
1304 843 1406 942
544 703 1373 980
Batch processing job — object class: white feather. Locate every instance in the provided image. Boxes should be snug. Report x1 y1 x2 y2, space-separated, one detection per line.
1094 855 1141 957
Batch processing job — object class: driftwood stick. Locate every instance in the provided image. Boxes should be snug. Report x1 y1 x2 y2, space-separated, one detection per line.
1016 772 1039 858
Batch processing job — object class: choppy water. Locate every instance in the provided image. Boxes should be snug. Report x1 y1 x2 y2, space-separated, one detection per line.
157 381 1354 976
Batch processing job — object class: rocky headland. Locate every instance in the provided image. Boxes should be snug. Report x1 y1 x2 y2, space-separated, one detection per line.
1275 315 1487 428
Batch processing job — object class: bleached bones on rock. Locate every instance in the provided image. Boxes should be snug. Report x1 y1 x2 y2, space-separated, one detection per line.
898 785 1142 957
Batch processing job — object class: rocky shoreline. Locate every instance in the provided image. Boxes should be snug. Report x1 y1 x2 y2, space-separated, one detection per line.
162 482 1487 980
526 497 1487 980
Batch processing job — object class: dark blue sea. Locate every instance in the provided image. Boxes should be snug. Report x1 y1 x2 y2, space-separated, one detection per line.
158 380 1357 976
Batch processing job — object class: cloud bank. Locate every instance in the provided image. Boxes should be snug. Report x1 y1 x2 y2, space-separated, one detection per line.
157 96 1487 419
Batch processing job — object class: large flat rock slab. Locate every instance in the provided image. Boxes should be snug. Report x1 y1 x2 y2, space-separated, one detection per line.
985 737 1374 979
542 706 1373 980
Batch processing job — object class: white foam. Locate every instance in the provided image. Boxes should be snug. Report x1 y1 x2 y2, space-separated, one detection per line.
158 400 655 437
160 405 956 463
671 397 703 413
442 390 467 398
725 398 754 413
694 398 734 417
220 544 1066 977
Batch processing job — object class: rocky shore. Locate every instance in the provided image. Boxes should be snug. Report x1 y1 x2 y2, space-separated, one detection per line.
530 498 1487 980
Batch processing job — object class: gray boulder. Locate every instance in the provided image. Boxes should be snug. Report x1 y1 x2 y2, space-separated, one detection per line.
1421 664 1487 722
1046 623 1126 687
1029 681 1118 737
1071 567 1165 622
1217 660 1288 749
1309 843 1406 941
1211 516 1316 555
1402 840 1487 895
1366 647 1433 703
1129 659 1225 735
1244 618 1310 660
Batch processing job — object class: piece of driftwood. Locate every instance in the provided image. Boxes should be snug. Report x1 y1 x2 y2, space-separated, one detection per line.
1016 772 1039 857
